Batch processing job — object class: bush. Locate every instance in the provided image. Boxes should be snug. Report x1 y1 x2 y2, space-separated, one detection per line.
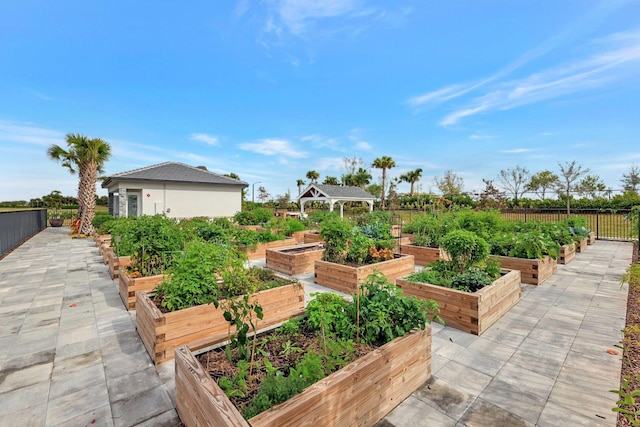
234 208 273 225
440 230 490 274
450 268 494 292
91 213 114 231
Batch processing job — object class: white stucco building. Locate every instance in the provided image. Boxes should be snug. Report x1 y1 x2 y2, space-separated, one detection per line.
102 162 248 218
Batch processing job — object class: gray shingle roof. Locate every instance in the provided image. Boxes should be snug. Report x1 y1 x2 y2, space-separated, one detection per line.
102 162 248 188
299 184 375 200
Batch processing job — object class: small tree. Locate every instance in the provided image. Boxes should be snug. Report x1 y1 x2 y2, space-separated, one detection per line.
622 164 640 195
498 165 530 205
305 170 320 184
257 186 270 202
434 170 464 197
527 170 559 199
372 156 396 208
556 161 590 215
577 174 606 199
399 168 423 195
478 179 507 209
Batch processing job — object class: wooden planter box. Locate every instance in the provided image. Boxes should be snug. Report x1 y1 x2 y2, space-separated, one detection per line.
265 243 325 276
94 233 111 247
290 231 306 244
396 270 521 335
588 231 596 245
242 238 297 260
108 253 131 280
314 255 415 294
100 244 112 264
558 244 575 265
497 255 556 285
136 283 305 364
175 327 432 427
119 269 165 310
303 231 323 244
398 245 449 266
575 238 588 253
401 233 416 243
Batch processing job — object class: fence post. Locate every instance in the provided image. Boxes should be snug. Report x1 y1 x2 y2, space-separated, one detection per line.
596 211 599 239
524 208 527 223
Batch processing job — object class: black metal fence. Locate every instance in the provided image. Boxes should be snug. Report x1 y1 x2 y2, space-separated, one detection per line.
0 209 47 258
500 208 638 241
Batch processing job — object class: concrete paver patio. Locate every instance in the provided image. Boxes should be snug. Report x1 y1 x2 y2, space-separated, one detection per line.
0 227 631 426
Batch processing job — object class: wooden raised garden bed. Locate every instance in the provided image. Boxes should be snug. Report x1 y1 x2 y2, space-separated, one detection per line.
119 269 165 310
497 255 556 285
558 244 575 265
265 243 325 276
314 255 415 294
94 233 110 248
588 231 596 245
398 245 449 266
242 238 297 260
107 252 130 280
396 269 521 335
136 282 305 364
290 231 306 244
175 326 432 427
303 230 323 244
100 244 112 265
575 238 588 253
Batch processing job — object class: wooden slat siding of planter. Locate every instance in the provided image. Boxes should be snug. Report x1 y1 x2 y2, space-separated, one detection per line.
265 244 325 276
314 255 415 294
588 231 596 245
243 238 297 260
94 234 110 247
101 244 112 265
303 232 323 244
558 244 576 265
401 233 416 243
396 270 520 335
107 252 131 280
575 238 588 253
137 283 305 364
175 327 431 427
290 231 306 244
496 255 556 285
119 269 165 310
399 245 450 266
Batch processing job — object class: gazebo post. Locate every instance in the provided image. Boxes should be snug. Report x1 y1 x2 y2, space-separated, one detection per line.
339 201 345 218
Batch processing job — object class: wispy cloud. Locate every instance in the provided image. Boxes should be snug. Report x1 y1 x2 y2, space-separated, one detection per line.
300 134 341 150
190 133 219 146
268 0 363 35
433 29 640 126
315 157 345 170
0 120 65 147
239 138 307 158
500 148 535 154
355 141 371 150
469 134 496 140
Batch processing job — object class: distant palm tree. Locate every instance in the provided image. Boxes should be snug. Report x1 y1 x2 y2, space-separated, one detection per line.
306 170 320 184
322 176 339 185
296 179 306 195
48 133 111 235
372 156 396 208
399 168 423 195
353 168 372 189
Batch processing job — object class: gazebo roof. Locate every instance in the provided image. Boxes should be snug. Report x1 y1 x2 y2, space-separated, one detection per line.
298 184 375 201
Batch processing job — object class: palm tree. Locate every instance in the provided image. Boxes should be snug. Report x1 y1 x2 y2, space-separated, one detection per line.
372 156 396 208
352 168 372 189
322 176 339 185
399 168 423 195
306 170 320 184
48 133 111 235
296 179 306 195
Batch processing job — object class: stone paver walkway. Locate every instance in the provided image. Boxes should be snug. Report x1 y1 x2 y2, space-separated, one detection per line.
0 228 631 426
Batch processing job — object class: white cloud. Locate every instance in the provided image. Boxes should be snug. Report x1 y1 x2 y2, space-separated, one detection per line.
239 138 307 158
499 148 535 154
0 120 65 147
272 0 361 35
469 134 496 140
315 157 345 170
355 141 371 150
412 28 640 126
190 133 219 146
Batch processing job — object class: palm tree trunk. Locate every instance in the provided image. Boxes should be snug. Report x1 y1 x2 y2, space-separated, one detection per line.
78 161 97 235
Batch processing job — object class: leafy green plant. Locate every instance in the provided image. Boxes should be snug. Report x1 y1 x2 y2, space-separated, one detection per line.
611 376 640 426
155 240 244 311
219 360 249 398
450 268 494 292
267 216 306 236
234 208 273 225
405 268 452 287
490 230 560 260
319 216 355 264
221 294 264 365
440 229 490 274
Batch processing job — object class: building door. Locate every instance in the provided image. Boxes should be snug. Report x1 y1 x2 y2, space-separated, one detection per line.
127 194 139 217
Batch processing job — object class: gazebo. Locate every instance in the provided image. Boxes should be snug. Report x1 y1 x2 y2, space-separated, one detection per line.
297 184 375 218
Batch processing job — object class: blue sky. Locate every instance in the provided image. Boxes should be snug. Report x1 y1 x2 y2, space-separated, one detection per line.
1 0 639 202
